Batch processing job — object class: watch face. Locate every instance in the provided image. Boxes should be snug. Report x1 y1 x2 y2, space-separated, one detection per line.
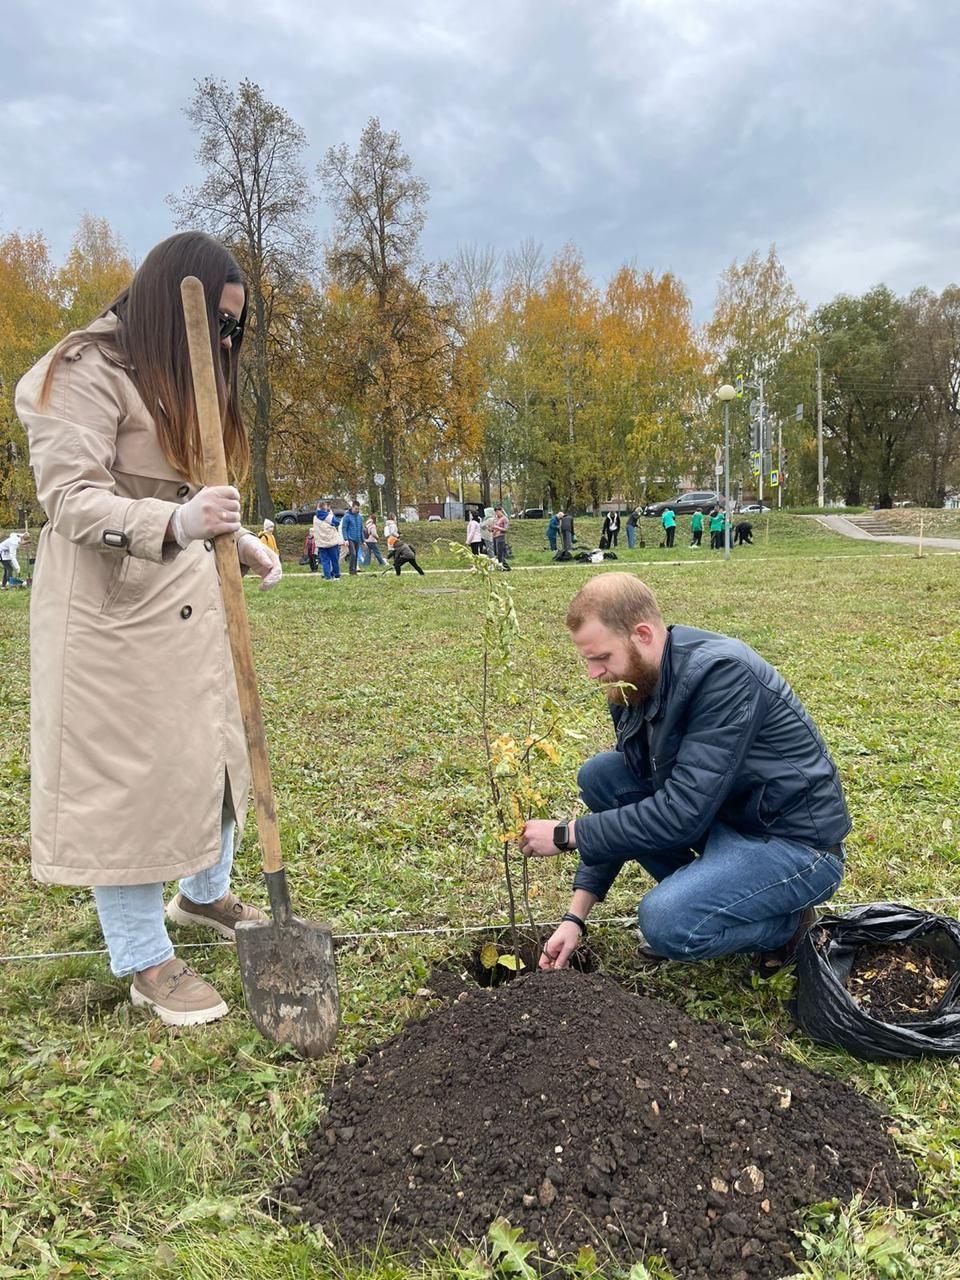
554 824 568 849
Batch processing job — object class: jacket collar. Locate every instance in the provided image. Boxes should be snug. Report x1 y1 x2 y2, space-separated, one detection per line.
638 626 675 721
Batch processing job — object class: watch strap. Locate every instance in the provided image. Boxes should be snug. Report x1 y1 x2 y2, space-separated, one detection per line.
561 911 587 936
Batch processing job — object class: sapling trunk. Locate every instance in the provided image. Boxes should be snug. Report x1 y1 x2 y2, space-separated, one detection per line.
481 645 521 968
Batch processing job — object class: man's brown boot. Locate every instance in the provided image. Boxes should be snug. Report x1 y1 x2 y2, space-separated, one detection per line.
747 906 820 982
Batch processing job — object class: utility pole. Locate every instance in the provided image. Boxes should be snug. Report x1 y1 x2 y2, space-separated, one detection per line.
816 347 825 509
777 420 783 510
757 377 765 503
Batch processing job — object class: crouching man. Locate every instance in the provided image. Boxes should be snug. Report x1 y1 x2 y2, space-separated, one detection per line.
520 573 849 975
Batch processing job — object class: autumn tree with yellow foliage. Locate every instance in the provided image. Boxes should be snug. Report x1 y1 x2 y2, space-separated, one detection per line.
0 218 134 524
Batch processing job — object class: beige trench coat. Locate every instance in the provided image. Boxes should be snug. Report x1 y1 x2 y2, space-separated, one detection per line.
15 314 250 886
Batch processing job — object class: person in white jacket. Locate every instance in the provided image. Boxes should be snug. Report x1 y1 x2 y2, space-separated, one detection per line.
465 512 483 556
0 531 29 588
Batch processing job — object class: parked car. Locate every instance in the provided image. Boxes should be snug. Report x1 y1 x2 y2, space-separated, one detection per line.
738 502 771 514
518 507 547 519
427 514 443 522
643 490 724 518
275 501 321 525
275 499 348 524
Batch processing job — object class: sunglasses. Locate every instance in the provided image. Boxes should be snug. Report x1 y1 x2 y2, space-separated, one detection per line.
218 311 244 341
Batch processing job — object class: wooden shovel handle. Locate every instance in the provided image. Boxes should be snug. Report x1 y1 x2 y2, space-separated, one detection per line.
180 276 284 876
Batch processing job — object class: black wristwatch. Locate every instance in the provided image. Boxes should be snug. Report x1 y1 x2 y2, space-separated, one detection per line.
553 822 575 851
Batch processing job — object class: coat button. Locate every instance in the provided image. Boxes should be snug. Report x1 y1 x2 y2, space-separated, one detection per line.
180 605 193 619
203 539 214 551
177 484 190 498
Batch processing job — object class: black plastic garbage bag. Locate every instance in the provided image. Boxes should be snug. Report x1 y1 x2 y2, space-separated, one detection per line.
794 903 960 1060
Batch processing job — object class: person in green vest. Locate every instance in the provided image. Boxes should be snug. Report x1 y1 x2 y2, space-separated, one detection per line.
706 504 721 550
690 509 704 547
708 506 725 550
661 507 677 548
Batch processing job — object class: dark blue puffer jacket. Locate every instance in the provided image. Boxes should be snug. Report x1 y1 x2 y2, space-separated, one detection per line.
339 510 364 543
574 625 851 898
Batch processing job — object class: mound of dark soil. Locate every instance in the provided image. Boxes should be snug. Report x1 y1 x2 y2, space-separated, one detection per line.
847 943 955 1022
272 971 913 1279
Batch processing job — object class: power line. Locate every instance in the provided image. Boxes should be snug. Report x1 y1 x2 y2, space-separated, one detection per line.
2 898 959 966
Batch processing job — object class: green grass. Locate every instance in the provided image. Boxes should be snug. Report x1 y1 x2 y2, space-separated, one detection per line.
1 521 960 1278
270 509 943 574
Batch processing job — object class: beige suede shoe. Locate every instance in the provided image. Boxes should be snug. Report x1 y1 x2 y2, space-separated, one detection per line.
130 958 229 1027
165 891 268 940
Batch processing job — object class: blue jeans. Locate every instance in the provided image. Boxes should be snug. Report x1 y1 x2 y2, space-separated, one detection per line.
626 525 636 549
575 750 844 959
365 542 386 566
93 805 236 976
319 546 340 579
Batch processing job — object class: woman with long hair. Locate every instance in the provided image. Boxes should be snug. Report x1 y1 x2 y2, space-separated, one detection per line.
16 231 281 1027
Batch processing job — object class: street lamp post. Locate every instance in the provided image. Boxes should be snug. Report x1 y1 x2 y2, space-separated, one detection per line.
716 384 736 560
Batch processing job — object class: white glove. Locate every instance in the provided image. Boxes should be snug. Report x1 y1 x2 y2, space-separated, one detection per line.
237 533 282 591
171 485 242 548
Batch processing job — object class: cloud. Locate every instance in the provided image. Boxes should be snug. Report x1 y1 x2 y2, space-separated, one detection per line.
1 0 957 318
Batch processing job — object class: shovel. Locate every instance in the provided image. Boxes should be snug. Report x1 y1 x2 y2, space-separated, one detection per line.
180 276 340 1058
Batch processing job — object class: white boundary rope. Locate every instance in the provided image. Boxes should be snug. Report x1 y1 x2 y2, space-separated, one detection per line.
2 898 959 965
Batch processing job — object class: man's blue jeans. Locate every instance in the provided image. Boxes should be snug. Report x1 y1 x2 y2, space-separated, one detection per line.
626 525 636 549
577 751 844 959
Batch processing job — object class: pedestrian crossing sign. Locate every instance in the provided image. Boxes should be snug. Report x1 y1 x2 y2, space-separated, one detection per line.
770 469 780 487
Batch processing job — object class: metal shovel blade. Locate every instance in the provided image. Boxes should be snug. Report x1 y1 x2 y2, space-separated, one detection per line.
236 912 340 1059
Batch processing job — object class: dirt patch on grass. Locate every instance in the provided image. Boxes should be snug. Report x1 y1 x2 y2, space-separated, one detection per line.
458 928 596 987
271 970 913 1279
847 943 956 1022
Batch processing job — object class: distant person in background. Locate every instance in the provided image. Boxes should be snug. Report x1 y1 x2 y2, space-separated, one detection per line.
708 506 724 550
625 510 638 550
312 503 341 580
661 507 676 549
690 510 704 548
256 518 279 556
383 512 399 540
0 530 29 588
340 500 364 575
479 510 495 557
491 505 510 569
364 514 387 567
602 509 621 548
547 511 560 552
303 529 318 573
389 538 425 576
560 509 575 553
466 510 483 556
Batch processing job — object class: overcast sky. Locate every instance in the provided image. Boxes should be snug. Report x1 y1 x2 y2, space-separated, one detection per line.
2 0 957 317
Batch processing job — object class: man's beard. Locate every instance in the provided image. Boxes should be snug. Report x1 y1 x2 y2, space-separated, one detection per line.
603 650 660 707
